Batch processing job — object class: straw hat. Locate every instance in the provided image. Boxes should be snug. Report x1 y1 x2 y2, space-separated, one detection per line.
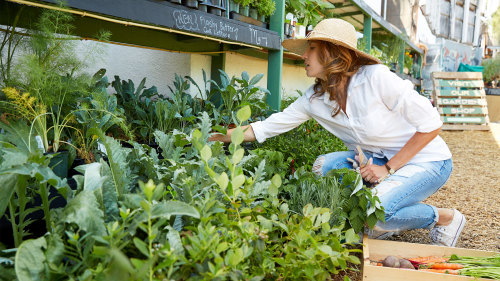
282 18 381 64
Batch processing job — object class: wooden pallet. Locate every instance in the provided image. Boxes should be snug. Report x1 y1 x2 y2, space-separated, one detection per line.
431 72 490 131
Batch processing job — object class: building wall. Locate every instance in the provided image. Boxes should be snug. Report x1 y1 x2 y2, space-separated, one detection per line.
82 41 192 97
224 52 314 99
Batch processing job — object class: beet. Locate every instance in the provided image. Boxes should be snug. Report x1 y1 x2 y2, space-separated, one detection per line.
382 255 400 268
399 259 416 269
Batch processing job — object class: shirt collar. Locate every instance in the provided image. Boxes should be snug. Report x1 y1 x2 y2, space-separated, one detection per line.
322 66 369 105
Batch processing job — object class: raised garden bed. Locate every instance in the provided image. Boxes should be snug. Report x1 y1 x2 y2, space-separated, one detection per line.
363 235 499 281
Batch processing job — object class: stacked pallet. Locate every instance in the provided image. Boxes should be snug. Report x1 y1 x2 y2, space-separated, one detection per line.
431 72 490 131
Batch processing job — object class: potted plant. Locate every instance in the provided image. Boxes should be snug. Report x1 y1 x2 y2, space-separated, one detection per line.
252 0 275 22
228 0 239 14
234 0 252 16
183 0 198 9
482 56 500 88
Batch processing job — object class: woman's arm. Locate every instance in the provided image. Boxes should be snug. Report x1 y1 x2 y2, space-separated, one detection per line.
208 125 256 143
360 127 441 184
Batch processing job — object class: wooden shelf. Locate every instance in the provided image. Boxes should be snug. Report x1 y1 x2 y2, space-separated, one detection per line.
2 0 281 51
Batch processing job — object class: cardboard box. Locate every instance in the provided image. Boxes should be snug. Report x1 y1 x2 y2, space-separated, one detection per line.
362 235 499 281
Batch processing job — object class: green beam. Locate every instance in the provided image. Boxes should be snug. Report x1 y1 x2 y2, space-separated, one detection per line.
398 40 405 74
363 14 372 53
266 0 284 113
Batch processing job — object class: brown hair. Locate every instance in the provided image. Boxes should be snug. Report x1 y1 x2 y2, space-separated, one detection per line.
311 40 378 117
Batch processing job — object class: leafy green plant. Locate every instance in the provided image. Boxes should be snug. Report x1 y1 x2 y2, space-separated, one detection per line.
112 76 159 142
0 5 26 88
0 121 69 247
254 116 347 175
1 6 110 154
253 0 276 17
482 56 500 84
210 70 270 125
286 0 336 27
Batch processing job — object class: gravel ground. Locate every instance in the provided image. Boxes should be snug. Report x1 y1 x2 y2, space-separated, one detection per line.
336 123 500 281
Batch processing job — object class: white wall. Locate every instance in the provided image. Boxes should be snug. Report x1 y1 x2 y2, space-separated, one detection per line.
80 40 192 97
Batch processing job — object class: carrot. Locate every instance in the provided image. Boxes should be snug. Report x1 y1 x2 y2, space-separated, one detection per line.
430 263 464 270
420 269 459 275
408 256 450 264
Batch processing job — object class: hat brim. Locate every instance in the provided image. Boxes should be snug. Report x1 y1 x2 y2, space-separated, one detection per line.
282 37 381 64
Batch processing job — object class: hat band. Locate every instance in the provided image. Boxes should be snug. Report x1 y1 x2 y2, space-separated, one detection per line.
306 31 356 48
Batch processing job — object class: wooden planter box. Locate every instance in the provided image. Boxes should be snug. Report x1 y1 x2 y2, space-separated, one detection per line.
362 235 498 281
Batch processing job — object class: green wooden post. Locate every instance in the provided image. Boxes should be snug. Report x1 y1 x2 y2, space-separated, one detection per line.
398 40 405 75
266 0 284 113
363 14 372 53
417 53 423 79
210 53 226 106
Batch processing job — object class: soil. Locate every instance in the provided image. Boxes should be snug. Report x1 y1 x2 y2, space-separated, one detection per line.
338 123 500 281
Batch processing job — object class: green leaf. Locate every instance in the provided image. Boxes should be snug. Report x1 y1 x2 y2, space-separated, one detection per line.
133 237 149 257
231 174 245 189
344 228 359 244
232 148 244 164
318 244 334 256
271 174 282 188
75 162 107 191
166 226 185 255
62 190 106 236
215 172 229 191
200 145 212 161
89 128 132 197
45 234 64 266
366 214 378 229
268 184 278 197
15 237 46 281
230 127 244 145
236 105 251 123
0 174 17 219
241 71 250 82
151 201 200 220
249 73 264 85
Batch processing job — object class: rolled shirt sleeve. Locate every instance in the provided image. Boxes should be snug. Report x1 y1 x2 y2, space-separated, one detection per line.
250 95 312 143
372 66 442 133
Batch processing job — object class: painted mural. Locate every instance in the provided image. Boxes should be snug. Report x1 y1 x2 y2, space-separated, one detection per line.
441 39 479 71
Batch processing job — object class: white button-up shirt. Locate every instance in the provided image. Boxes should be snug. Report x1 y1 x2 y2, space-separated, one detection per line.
250 64 451 163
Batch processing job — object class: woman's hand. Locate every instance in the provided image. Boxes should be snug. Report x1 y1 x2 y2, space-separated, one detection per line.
207 125 257 143
360 158 389 184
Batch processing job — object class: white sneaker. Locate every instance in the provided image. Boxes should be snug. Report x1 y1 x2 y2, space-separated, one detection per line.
430 209 466 247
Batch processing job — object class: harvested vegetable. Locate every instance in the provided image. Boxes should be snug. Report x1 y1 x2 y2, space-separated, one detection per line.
398 259 415 269
382 255 400 268
408 256 450 264
450 254 500 279
420 269 459 275
429 263 464 270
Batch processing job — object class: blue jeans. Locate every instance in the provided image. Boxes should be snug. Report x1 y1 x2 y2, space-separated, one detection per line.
313 151 453 232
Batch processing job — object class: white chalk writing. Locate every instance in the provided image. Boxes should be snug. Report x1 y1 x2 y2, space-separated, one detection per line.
173 10 200 31
199 16 238 40
249 26 268 46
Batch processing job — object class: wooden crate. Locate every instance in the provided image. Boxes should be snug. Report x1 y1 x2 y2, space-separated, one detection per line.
362 236 498 281
431 72 490 131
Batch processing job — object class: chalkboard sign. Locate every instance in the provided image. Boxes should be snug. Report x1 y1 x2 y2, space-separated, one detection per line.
38 0 281 50
432 72 490 131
